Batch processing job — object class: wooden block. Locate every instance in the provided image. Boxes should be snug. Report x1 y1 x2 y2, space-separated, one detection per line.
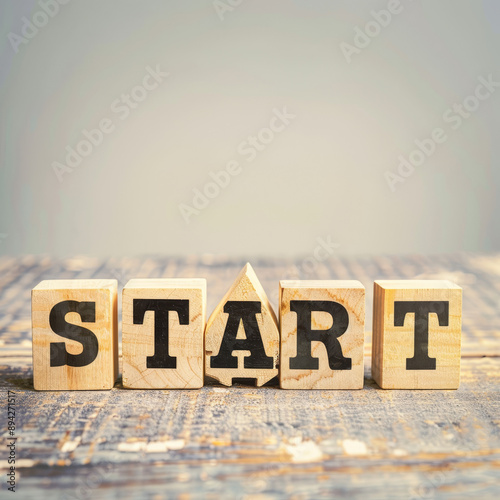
32 279 118 390
279 280 365 389
122 279 206 389
372 280 462 389
205 263 279 386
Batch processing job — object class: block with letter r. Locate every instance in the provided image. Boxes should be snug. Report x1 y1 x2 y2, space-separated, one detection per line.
280 280 365 389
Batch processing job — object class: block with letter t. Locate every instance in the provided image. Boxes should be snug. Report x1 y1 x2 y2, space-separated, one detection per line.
122 279 206 389
279 280 365 389
372 280 462 389
32 279 118 390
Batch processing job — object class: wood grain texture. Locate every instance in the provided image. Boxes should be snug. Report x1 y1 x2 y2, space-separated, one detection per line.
205 263 279 386
2 358 499 499
372 280 462 389
122 279 206 389
31 279 118 390
280 280 365 389
1 254 499 498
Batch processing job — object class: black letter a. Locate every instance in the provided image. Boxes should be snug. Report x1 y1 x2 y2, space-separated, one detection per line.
210 301 274 369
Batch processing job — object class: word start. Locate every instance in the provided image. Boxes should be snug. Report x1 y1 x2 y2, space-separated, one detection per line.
31 264 463 391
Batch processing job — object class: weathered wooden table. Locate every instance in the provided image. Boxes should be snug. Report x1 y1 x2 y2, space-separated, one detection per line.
1 254 499 499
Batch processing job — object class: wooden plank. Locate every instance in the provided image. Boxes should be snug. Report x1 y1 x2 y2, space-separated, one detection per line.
1 357 499 498
0 255 499 497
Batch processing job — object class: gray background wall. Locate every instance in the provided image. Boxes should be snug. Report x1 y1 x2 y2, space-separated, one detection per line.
1 0 499 258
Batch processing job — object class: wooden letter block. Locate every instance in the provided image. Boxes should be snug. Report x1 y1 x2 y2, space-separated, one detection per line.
372 280 462 389
32 279 118 390
205 263 279 386
122 279 206 389
280 280 365 389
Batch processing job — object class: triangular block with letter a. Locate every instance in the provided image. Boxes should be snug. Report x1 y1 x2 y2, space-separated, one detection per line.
205 263 279 386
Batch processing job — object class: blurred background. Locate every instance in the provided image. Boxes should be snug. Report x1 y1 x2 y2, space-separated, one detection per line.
0 0 499 259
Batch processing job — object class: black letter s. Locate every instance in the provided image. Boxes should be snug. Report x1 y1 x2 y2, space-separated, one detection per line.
49 300 98 367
